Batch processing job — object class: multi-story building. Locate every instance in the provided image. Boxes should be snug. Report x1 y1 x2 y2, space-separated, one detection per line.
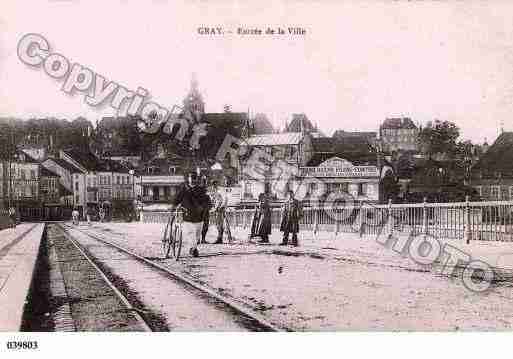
41 157 82 207
240 132 314 202
0 150 41 219
469 132 513 201
379 117 419 152
60 149 136 218
301 136 396 204
137 155 185 207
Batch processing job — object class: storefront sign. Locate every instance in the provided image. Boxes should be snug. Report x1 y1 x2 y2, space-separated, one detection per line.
300 166 379 177
300 157 380 178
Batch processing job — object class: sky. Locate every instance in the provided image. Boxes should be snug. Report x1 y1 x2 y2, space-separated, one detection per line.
1 0 513 143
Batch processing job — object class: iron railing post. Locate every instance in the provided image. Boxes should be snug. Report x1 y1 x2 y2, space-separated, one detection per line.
465 195 471 244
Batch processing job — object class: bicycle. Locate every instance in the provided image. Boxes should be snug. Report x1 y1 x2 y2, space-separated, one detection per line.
222 209 233 243
162 207 183 260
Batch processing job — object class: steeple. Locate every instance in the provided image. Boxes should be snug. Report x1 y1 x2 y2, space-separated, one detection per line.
183 72 205 115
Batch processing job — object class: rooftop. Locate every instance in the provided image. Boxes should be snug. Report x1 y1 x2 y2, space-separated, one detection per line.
40 166 60 177
381 117 417 130
62 149 130 173
311 137 336 153
471 132 513 176
47 157 83 173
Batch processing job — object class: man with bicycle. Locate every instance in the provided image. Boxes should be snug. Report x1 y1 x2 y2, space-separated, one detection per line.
170 170 212 257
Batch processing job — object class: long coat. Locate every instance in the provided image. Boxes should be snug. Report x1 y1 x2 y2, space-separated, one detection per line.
280 199 303 233
250 193 272 237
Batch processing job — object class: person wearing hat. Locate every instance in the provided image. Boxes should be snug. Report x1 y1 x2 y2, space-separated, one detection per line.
250 185 273 243
279 190 303 246
210 181 228 244
170 171 212 257
8 206 16 228
72 207 80 225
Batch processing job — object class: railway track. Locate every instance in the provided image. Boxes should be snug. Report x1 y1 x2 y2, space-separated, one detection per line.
57 223 282 331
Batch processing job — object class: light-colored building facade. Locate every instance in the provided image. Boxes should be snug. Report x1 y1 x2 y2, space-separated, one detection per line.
240 132 313 202
59 150 136 215
380 117 419 152
0 151 40 206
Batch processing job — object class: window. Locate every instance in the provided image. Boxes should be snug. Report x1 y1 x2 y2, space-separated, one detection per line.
476 186 482 198
309 182 317 196
358 183 367 196
510 187 513 200
107 176 111 185
30 170 36 179
20 169 26 180
491 186 500 200
75 181 79 191
75 195 79 203
117 176 120 185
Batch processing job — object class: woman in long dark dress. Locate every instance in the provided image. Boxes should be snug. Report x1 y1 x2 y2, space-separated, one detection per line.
250 190 272 243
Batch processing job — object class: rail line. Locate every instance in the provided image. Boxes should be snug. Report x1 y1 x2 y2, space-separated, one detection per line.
53 224 152 331
59 223 283 332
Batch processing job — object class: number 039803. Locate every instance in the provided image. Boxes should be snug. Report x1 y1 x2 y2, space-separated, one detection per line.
6 341 38 350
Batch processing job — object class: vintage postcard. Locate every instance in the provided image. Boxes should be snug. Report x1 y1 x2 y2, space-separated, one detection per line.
0 0 512 357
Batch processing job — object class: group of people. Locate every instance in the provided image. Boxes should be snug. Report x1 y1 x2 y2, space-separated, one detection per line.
169 171 229 257
71 206 95 226
169 170 303 257
249 187 303 246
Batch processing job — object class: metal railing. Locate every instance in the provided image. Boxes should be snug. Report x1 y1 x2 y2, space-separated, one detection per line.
140 199 513 242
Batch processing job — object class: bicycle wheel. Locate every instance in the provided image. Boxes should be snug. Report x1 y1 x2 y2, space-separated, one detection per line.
224 213 233 243
162 216 174 259
171 222 182 260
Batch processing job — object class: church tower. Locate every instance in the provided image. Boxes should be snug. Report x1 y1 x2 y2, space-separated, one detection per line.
183 73 205 115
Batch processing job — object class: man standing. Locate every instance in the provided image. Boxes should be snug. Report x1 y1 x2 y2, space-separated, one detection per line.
8 206 16 229
200 177 211 244
280 190 303 246
250 185 273 244
72 207 80 225
211 181 228 244
170 171 212 257
99 206 105 223
86 206 93 226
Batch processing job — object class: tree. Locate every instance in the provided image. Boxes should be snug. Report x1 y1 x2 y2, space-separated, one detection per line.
417 120 460 159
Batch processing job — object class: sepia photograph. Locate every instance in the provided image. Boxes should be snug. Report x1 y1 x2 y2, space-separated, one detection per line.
1 0 513 357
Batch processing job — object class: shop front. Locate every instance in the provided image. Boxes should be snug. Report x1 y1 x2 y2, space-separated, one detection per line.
140 175 185 204
299 157 383 204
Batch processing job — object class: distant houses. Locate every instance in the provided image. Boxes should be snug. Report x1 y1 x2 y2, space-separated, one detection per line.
469 132 513 201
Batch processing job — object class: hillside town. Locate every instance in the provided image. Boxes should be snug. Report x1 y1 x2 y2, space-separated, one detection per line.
0 76 503 223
